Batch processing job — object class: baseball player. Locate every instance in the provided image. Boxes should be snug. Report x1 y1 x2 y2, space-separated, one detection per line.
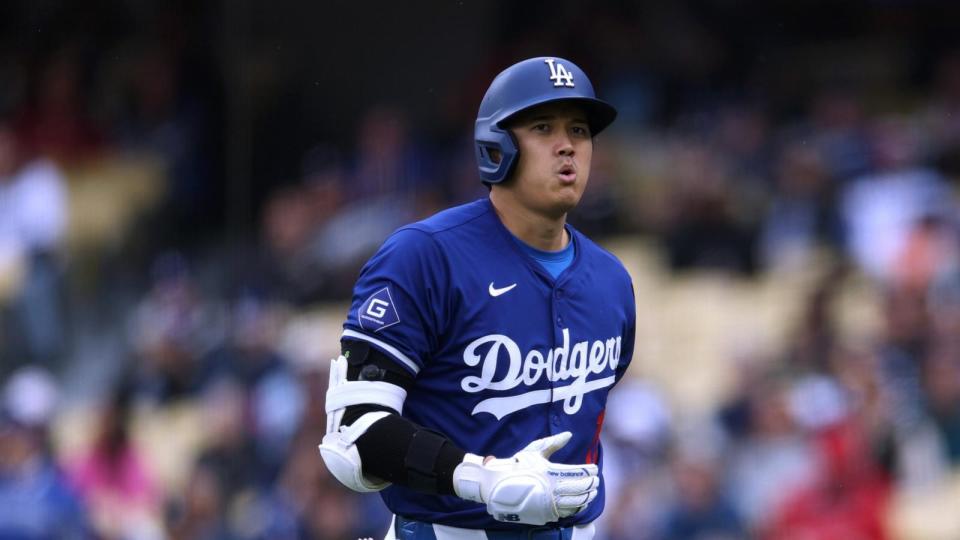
320 56 636 540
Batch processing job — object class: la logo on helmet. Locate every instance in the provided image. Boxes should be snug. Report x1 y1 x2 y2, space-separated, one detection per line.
544 58 574 87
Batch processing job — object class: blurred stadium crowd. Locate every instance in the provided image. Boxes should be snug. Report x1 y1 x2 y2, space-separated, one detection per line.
2 1 960 539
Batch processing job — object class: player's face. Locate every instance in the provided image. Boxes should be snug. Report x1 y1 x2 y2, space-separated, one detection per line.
505 102 593 217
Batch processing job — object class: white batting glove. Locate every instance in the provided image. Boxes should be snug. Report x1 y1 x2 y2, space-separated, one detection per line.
452 431 599 525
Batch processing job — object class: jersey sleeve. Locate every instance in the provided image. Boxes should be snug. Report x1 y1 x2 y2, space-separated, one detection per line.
342 228 448 375
615 277 637 383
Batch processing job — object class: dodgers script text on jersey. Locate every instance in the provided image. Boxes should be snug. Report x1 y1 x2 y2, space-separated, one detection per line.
343 198 636 530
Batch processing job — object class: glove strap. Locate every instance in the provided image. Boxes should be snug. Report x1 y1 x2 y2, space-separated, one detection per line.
452 453 487 503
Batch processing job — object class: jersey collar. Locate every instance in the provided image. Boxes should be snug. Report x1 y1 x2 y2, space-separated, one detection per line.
482 197 581 285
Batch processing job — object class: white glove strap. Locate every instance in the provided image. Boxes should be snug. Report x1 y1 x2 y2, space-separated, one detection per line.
325 380 407 415
452 453 487 503
325 355 408 437
319 411 391 492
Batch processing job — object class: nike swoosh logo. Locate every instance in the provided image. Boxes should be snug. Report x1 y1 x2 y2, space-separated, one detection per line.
488 282 517 297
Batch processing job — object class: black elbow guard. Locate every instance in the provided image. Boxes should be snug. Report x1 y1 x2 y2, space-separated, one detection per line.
352 412 466 495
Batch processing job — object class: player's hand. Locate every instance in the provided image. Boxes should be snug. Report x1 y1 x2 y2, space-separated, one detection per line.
516 433 600 519
452 431 599 525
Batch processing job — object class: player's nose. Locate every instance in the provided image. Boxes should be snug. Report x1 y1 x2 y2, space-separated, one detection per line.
556 134 575 157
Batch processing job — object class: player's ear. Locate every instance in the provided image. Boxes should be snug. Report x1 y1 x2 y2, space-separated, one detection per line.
489 149 502 164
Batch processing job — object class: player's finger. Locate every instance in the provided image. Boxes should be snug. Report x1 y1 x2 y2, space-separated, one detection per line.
556 489 598 512
554 476 599 496
556 493 595 517
556 502 590 519
523 431 572 457
548 463 598 478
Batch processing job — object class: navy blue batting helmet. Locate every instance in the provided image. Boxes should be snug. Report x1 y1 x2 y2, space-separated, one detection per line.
475 57 617 184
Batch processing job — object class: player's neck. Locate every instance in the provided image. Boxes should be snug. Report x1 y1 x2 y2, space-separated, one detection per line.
489 193 569 252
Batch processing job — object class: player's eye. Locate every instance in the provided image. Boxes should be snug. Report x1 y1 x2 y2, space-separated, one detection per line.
532 123 551 133
571 124 591 137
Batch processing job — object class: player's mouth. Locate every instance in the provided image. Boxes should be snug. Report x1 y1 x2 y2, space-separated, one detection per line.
557 162 577 184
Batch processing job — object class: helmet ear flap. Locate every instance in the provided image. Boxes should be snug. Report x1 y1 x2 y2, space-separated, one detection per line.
475 125 518 184
477 143 499 167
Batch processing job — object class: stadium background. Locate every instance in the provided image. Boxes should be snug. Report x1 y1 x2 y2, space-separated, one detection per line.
1 0 959 538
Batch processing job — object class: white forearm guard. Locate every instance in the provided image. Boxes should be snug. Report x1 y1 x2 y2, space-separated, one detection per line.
452 432 600 525
318 354 407 492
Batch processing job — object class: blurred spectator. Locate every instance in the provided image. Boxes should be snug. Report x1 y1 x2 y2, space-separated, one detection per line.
306 192 416 295
201 296 289 388
192 378 260 501
787 373 850 433
166 460 232 540
0 119 68 371
892 214 960 294
921 345 960 466
828 347 901 478
783 272 842 374
201 296 304 480
597 380 673 540
726 376 818 532
254 179 339 304
349 105 433 199
297 106 438 300
761 422 893 540
759 141 841 271
807 88 873 182
0 367 92 539
875 286 930 429
227 361 392 540
113 40 219 246
658 452 744 540
67 385 164 539
128 252 227 405
714 103 771 186
569 144 622 236
648 419 745 540
928 265 960 345
841 117 951 282
13 45 104 167
660 141 758 275
255 436 375 540
923 50 960 173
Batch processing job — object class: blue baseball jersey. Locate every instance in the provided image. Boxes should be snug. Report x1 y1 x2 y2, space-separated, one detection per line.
343 198 636 530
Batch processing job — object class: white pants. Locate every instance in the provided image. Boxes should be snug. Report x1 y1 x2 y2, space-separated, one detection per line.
383 516 596 540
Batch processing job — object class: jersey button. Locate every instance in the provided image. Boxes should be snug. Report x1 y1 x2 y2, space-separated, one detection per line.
551 414 561 426
555 289 563 298
556 316 563 327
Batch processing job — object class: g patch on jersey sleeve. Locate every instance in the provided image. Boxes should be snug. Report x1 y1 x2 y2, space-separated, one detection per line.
358 286 401 332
